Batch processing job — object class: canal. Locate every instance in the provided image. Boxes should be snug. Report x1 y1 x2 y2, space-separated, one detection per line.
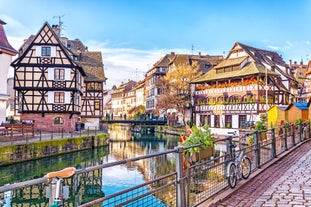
0 124 180 206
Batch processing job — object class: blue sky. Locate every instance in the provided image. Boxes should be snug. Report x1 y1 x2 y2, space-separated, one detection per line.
1 0 311 88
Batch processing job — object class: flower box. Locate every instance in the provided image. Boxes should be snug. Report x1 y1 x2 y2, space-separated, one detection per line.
191 146 214 162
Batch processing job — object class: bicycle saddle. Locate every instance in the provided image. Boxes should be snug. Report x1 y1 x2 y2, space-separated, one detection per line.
45 167 76 179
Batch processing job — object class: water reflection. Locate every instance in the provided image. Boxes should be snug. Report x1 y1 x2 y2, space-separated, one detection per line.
0 124 180 206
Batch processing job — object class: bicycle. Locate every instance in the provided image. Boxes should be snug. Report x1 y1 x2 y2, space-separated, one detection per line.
226 142 251 188
45 167 76 207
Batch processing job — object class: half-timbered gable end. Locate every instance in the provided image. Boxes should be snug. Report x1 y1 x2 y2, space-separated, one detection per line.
79 51 106 129
11 22 86 132
191 42 296 134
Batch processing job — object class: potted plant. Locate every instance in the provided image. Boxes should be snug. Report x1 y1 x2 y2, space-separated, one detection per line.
179 124 215 163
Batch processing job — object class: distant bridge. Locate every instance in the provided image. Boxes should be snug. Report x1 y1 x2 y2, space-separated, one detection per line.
104 119 167 125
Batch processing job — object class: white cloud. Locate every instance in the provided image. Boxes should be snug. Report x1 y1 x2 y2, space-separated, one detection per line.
86 40 190 89
267 45 280 51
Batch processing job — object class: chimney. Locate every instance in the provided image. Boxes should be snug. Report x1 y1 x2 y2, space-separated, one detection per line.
198 52 201 57
52 25 61 37
289 59 292 67
170 52 175 55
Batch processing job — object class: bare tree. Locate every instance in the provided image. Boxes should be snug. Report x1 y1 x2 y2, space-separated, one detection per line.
156 61 202 125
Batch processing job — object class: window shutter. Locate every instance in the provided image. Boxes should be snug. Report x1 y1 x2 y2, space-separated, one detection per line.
48 68 54 80
51 46 56 57
65 68 70 80
47 91 54 103
36 46 41 56
65 92 70 103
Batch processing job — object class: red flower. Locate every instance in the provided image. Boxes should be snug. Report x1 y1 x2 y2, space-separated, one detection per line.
186 124 192 135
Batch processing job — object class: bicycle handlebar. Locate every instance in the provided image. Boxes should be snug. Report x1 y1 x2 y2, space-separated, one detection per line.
45 167 76 179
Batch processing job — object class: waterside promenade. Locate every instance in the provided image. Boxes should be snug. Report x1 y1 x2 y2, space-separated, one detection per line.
206 139 311 207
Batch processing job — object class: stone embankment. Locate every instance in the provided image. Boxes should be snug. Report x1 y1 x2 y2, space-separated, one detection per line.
0 134 109 166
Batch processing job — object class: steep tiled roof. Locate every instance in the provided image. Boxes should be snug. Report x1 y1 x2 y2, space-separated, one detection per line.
214 56 247 69
236 42 296 81
79 51 106 82
147 52 223 74
193 61 278 83
0 20 17 54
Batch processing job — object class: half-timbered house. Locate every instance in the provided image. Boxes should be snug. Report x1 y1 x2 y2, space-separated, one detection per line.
191 42 299 134
145 52 223 120
11 22 87 132
77 51 106 129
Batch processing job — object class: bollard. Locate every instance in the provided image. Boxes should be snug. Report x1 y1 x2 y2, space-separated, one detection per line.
253 130 260 169
174 146 186 207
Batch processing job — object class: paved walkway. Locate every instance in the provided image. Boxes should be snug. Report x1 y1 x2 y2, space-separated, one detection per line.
207 140 311 207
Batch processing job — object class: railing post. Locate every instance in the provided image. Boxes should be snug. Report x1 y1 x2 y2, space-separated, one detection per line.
61 128 64 139
39 130 42 141
253 130 261 169
282 127 287 151
51 130 53 140
175 146 186 207
271 128 276 158
290 125 295 146
225 135 233 159
297 125 301 143
308 122 311 139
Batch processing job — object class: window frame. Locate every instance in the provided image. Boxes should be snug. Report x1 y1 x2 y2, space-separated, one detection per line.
54 68 65 81
54 92 65 103
41 46 51 57
54 117 64 125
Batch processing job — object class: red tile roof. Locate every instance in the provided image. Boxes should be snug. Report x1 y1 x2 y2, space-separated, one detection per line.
0 20 17 55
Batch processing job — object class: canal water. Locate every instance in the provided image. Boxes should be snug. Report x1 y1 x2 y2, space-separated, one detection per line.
0 124 180 206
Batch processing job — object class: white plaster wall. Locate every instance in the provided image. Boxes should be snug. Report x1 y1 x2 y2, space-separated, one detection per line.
0 53 12 123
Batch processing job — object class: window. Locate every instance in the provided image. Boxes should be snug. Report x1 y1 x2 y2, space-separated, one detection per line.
94 101 100 110
54 117 64 125
214 115 220 128
200 115 211 126
54 92 64 103
225 115 232 128
54 68 65 80
87 82 101 90
239 115 247 128
41 46 51 56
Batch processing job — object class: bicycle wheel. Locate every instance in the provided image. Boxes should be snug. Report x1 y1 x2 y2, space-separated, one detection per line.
241 156 251 179
227 162 237 188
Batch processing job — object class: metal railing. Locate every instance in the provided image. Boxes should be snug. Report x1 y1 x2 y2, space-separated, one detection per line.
0 126 108 146
0 122 310 207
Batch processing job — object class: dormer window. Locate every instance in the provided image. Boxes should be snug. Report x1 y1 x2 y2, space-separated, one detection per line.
41 46 51 56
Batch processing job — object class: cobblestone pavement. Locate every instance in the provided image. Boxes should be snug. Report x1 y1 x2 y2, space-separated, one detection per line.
208 140 311 207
